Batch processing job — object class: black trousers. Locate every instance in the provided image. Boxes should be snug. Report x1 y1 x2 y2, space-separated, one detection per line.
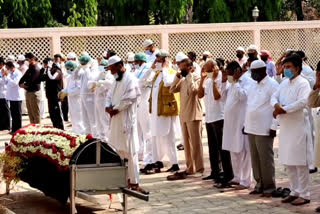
61 97 69 122
0 98 11 130
206 120 233 182
47 97 64 130
9 100 22 133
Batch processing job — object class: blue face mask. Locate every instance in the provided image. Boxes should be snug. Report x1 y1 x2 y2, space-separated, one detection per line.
284 68 294 79
145 50 152 56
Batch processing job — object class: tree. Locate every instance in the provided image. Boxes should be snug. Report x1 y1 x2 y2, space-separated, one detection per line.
67 0 98 27
50 0 73 25
149 0 193 24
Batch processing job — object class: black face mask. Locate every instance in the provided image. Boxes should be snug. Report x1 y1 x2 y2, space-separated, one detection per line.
251 71 265 82
236 53 243 59
261 56 268 62
203 56 207 61
248 53 255 59
181 70 188 77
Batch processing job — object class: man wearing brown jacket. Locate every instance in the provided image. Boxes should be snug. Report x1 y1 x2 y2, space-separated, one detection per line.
168 58 204 180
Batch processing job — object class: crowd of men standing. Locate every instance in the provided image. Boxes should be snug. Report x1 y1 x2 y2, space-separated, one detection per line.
1 40 320 210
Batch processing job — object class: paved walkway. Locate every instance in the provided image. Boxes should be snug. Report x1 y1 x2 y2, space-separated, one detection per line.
0 115 320 214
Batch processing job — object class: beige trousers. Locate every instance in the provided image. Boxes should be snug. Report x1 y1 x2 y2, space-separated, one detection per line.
26 91 41 124
181 120 204 174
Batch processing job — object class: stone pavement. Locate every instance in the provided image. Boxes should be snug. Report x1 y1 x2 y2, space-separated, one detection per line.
0 115 320 214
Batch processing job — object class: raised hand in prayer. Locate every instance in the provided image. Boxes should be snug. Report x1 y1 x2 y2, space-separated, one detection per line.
200 67 207 80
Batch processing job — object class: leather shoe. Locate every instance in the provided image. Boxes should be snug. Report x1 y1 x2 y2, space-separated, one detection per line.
202 175 215 180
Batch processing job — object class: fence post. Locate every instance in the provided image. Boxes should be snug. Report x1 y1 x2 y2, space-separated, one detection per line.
253 28 261 50
160 31 169 51
51 35 61 57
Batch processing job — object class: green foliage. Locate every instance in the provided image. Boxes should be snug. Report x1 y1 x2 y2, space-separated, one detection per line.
67 0 98 27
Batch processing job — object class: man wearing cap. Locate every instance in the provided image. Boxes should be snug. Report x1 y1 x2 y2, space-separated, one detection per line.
19 53 42 124
244 60 279 196
235 47 247 67
168 57 204 180
247 45 259 62
67 52 78 62
59 61 84 134
220 61 254 189
40 57 64 130
76 55 100 136
125 52 135 72
199 51 212 68
143 39 159 64
133 53 153 168
88 60 114 140
143 50 180 173
106 56 148 194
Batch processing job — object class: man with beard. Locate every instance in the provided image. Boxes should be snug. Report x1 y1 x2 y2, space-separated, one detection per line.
105 55 148 194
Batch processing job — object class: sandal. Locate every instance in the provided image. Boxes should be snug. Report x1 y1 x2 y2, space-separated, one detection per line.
271 187 283 198
291 197 310 206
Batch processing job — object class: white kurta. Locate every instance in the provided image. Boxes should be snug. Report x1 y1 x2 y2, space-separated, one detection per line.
271 75 312 166
106 71 141 184
222 74 255 153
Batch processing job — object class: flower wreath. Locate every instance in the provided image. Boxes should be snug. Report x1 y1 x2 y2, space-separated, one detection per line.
6 124 93 171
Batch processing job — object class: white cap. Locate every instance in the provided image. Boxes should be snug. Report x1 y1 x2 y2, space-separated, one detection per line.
7 55 15 61
250 60 266 69
126 52 135 62
67 52 77 59
175 52 188 62
203 51 211 56
143 39 154 48
236 46 245 52
17 55 25 61
247 44 258 52
102 51 108 57
108 55 122 66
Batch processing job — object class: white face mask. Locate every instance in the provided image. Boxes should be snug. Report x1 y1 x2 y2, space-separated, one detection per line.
67 70 73 75
134 64 140 70
207 72 213 79
227 75 234 83
113 72 119 79
155 62 162 70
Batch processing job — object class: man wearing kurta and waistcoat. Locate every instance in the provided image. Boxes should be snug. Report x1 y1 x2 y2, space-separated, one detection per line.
105 55 148 195
167 58 204 181
271 54 312 206
142 50 181 174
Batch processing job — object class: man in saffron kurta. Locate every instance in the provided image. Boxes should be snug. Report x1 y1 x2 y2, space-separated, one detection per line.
105 56 148 194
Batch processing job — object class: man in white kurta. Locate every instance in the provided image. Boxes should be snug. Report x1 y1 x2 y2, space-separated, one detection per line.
271 54 312 205
144 50 180 173
221 61 254 189
105 56 147 193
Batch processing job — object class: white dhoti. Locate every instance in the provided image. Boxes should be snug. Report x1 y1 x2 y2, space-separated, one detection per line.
286 165 310 200
230 138 252 187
